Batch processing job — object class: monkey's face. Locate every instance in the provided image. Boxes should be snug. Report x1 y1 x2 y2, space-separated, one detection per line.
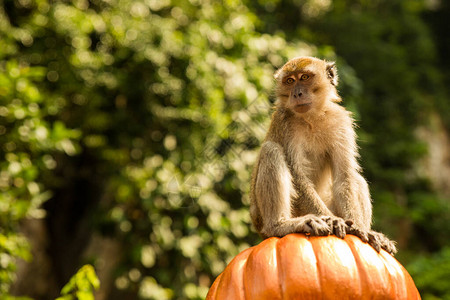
274 57 339 115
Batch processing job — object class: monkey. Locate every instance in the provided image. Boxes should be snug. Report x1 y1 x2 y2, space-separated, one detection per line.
250 56 396 254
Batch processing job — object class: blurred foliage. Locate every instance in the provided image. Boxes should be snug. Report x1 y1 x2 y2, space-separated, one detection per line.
0 0 449 299
409 247 450 300
56 265 100 300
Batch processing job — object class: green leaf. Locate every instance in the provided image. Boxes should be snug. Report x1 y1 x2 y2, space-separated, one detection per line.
59 265 100 298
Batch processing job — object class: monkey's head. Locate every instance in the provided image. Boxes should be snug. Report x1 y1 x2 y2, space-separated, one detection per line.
274 56 340 115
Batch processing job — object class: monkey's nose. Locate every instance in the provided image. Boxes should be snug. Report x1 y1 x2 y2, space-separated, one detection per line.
292 86 303 98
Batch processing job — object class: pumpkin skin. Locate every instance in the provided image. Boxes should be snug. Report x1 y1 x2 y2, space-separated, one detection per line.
206 234 420 300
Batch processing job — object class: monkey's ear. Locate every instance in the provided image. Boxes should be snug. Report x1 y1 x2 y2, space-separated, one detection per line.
326 62 338 86
274 68 283 81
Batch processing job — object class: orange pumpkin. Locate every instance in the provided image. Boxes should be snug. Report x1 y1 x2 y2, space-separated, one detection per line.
206 234 420 300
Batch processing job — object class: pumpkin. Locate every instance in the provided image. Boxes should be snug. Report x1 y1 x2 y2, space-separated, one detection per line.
206 234 420 300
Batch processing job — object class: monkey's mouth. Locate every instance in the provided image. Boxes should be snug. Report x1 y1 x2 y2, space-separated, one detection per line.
293 103 312 113
294 102 312 109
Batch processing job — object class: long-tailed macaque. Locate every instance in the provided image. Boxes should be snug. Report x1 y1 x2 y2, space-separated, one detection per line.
250 56 396 254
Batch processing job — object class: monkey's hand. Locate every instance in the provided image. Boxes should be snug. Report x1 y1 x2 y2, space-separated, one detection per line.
320 216 348 239
296 215 332 236
346 225 397 255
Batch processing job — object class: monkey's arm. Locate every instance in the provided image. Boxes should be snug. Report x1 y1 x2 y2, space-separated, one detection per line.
328 125 372 230
252 141 332 238
288 155 348 238
290 170 335 216
329 127 397 254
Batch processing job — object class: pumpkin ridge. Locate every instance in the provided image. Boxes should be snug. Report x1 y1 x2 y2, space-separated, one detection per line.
206 273 222 299
380 251 409 299
274 237 284 300
401 263 420 299
214 246 254 299
275 234 322 298
380 251 401 299
310 235 363 299
241 250 248 299
345 235 368 299
341 236 363 299
308 235 323 299
244 238 282 299
237 247 253 299
241 246 253 299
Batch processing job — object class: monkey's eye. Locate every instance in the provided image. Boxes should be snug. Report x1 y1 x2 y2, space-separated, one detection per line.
285 77 295 84
300 74 310 80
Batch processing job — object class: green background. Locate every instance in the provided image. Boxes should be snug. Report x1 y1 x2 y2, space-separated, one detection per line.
1 0 449 299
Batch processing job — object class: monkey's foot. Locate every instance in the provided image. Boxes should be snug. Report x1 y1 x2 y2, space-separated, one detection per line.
321 216 347 239
295 215 332 236
367 230 397 255
347 226 397 255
